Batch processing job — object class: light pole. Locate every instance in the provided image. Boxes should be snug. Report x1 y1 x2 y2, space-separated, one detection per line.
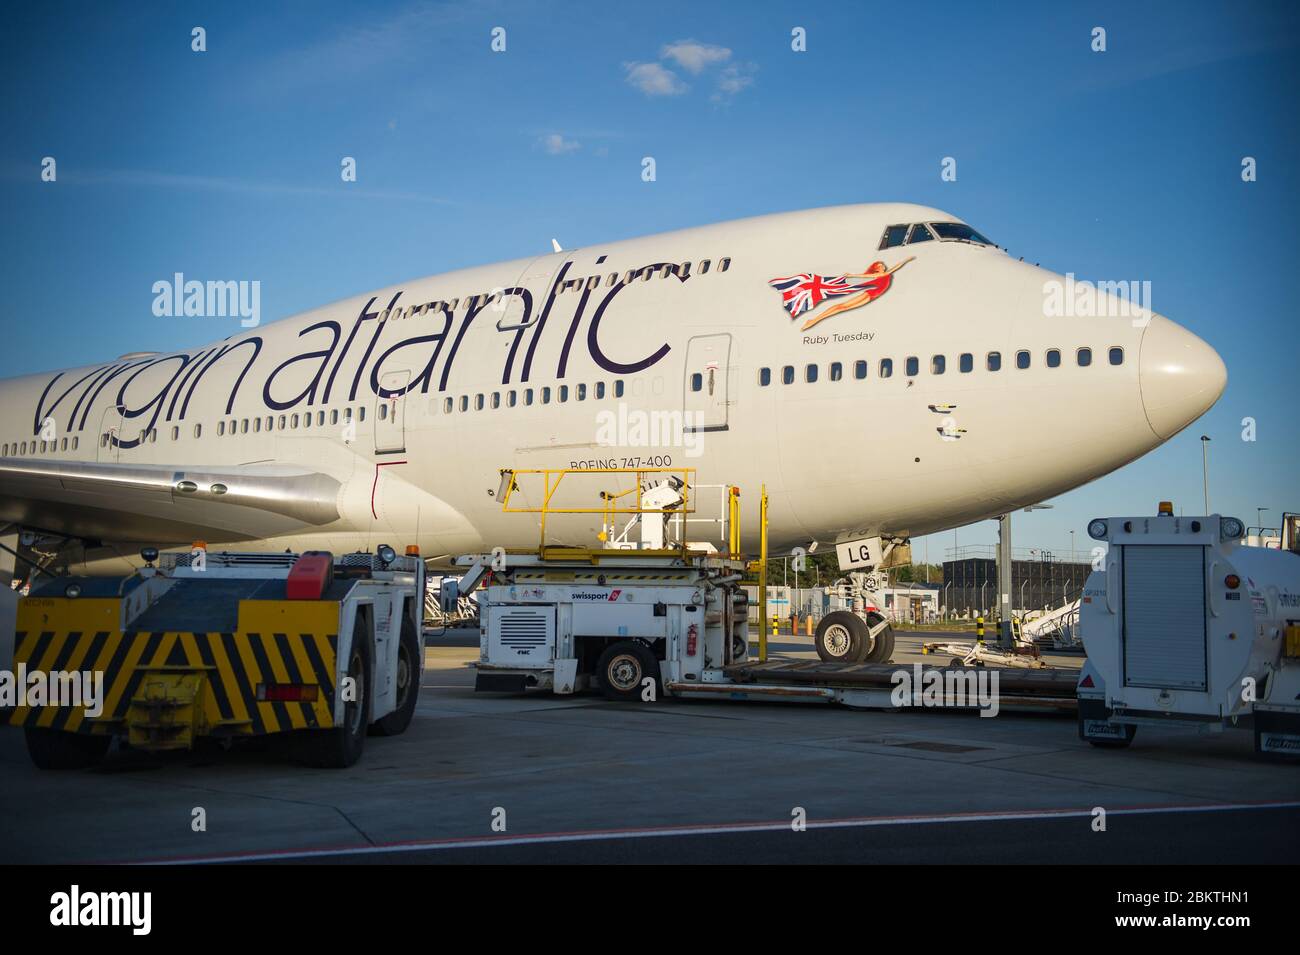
1200 435 1211 513
1004 504 1053 648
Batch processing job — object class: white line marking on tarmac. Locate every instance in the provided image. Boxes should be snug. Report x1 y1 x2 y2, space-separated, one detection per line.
131 799 1300 865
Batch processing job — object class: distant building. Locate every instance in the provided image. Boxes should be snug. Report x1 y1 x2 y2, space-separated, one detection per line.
882 583 940 623
942 551 1092 616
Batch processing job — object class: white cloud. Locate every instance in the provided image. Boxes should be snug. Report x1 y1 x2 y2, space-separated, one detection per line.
624 61 688 96
540 133 581 155
713 62 757 102
29 167 451 204
661 40 731 75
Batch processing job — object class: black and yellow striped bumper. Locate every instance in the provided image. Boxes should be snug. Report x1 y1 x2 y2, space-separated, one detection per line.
6 598 340 746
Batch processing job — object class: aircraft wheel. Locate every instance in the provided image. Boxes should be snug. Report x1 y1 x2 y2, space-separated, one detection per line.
863 612 895 663
814 611 869 663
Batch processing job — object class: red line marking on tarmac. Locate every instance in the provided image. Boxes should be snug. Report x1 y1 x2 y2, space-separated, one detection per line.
119 799 1300 865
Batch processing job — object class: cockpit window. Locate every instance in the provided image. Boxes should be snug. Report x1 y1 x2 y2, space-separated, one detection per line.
879 224 909 250
928 222 994 245
906 223 934 244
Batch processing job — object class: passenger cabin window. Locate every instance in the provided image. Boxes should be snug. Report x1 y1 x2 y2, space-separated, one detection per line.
1109 347 1124 365
759 368 771 387
988 352 1001 371
959 353 973 373
880 358 893 378
805 364 818 383
1047 349 1061 368
932 355 946 375
1016 350 1031 369
907 224 934 244
853 360 867 379
880 224 909 250
782 366 794 385
691 372 703 392
1077 347 1092 366
829 362 842 381
905 356 919 376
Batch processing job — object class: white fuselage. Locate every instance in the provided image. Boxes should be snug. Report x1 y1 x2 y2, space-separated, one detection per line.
0 203 1226 565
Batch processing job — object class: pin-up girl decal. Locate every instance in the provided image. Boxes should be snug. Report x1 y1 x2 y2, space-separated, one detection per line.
769 257 914 331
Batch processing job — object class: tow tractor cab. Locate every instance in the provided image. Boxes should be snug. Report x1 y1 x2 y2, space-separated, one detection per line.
7 544 425 770
1076 503 1300 758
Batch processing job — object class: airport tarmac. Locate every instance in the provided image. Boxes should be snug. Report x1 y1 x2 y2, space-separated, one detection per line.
1 631 1296 864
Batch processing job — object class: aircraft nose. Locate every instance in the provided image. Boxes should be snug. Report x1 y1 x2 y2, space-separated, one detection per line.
1138 315 1227 439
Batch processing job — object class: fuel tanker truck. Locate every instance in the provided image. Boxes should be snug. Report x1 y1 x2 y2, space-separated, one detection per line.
1076 504 1300 759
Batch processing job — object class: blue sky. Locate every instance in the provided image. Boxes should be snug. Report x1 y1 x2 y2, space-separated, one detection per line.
2 0 1297 557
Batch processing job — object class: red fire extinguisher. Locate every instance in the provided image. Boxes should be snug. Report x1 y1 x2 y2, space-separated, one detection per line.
686 623 699 656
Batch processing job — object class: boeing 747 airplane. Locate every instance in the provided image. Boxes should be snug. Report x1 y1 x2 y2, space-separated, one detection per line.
0 203 1226 574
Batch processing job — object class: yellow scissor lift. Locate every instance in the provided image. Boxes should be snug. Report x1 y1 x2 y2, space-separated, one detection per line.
444 468 1077 711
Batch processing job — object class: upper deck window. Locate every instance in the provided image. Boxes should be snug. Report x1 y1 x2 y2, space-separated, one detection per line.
928 222 994 246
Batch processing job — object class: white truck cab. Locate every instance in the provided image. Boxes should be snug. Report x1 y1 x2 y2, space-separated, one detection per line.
1076 504 1300 758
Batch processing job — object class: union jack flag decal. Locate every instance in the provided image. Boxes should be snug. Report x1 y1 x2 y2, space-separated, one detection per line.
769 273 878 318
768 257 913 330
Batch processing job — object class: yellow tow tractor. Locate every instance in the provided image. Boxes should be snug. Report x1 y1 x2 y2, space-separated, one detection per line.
5 544 424 769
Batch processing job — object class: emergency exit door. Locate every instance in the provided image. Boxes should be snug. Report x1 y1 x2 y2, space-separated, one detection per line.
375 370 410 454
683 334 731 432
96 404 125 462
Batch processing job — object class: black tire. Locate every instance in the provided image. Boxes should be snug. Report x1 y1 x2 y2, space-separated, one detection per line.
815 611 870 663
371 615 421 736
297 616 370 768
25 728 111 770
595 641 659 702
863 612 895 663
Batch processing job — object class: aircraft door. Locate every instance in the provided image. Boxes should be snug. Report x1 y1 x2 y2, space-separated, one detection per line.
683 334 731 432
496 251 570 334
96 405 125 462
375 370 410 454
